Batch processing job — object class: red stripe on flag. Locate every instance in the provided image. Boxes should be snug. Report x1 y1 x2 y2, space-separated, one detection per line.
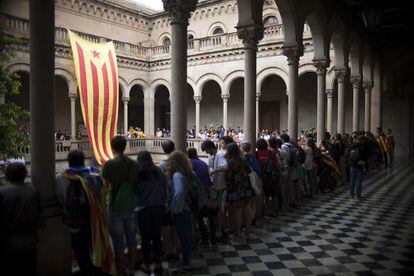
76 43 96 160
101 63 111 159
90 61 104 164
108 50 118 140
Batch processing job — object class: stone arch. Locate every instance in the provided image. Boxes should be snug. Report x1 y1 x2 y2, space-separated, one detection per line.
302 10 329 60
118 76 128 98
298 63 316 77
157 32 171 46
328 15 348 69
362 43 374 82
55 68 76 95
149 79 171 99
257 67 288 94
6 63 30 74
127 78 148 97
272 0 303 47
224 70 244 95
187 77 196 94
207 22 227 36
195 73 224 96
348 32 363 78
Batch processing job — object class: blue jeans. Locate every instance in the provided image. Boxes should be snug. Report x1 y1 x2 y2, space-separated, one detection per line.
350 167 363 198
173 211 192 266
108 212 137 251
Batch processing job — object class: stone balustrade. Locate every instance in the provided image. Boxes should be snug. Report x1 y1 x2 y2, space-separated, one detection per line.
0 12 292 62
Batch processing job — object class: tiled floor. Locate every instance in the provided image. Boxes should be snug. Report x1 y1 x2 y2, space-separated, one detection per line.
142 160 414 276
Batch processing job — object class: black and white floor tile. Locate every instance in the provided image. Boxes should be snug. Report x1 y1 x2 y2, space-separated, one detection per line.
140 160 414 276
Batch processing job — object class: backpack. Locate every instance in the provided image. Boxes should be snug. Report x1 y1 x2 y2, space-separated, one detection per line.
296 145 306 164
110 157 137 213
349 147 361 165
186 173 207 212
287 144 300 167
262 150 279 185
64 175 90 228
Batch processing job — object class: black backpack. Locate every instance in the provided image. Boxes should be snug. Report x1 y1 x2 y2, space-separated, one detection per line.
262 150 280 184
349 147 361 166
64 175 90 228
296 145 306 164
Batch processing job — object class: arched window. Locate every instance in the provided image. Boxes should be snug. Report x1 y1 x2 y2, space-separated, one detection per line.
263 16 279 26
212 27 224 35
187 34 194 40
162 37 171 46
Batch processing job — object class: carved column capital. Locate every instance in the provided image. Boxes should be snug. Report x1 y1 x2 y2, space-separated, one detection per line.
282 46 303 65
326 89 334 98
193 95 202 103
221 94 230 102
350 77 362 89
363 82 373 92
163 0 197 25
313 59 330 75
256 93 261 100
122 96 130 103
236 24 263 50
335 69 348 83
69 92 78 100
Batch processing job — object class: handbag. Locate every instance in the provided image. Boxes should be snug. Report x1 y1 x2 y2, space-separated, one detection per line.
249 170 262 195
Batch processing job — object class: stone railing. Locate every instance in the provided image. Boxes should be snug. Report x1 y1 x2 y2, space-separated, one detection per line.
0 13 290 62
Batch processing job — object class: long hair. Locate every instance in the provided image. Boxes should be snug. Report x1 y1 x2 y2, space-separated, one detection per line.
137 150 158 182
166 150 193 179
225 143 244 165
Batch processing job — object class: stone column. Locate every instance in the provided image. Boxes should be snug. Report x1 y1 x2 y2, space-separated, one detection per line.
326 89 334 134
194 95 202 137
363 82 373 132
222 94 229 130
314 59 329 143
237 25 262 150
0 92 5 104
256 93 260 137
144 94 155 137
283 46 302 141
122 97 129 133
335 69 347 134
164 0 197 152
30 0 71 274
351 77 362 132
69 93 77 139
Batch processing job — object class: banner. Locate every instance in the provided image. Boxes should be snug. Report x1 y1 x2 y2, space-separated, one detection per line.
68 30 119 165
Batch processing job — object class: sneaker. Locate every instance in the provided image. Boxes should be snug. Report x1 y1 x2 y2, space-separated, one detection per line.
138 263 151 274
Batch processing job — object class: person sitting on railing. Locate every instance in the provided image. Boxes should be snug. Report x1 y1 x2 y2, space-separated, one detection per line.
156 128 163 138
137 128 145 138
76 131 83 140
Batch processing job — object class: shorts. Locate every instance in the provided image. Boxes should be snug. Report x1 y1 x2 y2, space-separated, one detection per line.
108 212 137 251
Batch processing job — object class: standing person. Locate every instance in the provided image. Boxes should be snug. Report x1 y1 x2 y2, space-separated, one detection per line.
166 151 194 274
376 127 389 168
157 140 179 262
135 151 166 275
187 148 217 247
241 142 261 222
349 136 368 199
280 134 300 207
56 150 115 276
225 143 255 241
0 163 37 276
303 138 317 197
387 128 395 167
273 138 289 211
333 134 346 185
256 138 279 217
102 135 138 276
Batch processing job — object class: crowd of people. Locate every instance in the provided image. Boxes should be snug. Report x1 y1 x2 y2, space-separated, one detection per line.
0 126 395 275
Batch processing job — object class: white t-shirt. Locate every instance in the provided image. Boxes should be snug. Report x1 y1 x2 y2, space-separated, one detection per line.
212 150 227 190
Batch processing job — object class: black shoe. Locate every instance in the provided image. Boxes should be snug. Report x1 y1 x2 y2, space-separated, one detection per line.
138 263 151 274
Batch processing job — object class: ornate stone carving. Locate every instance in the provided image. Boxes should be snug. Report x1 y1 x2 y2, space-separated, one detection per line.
193 95 202 103
163 0 198 25
326 89 334 98
236 24 263 50
350 77 362 89
122 96 130 102
69 92 78 99
335 69 348 83
221 94 230 102
313 59 330 75
282 46 303 65
363 82 373 92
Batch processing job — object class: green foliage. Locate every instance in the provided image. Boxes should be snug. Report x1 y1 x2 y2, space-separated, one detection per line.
0 24 30 159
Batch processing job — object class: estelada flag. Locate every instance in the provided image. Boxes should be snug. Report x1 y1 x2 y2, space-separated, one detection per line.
68 30 119 165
